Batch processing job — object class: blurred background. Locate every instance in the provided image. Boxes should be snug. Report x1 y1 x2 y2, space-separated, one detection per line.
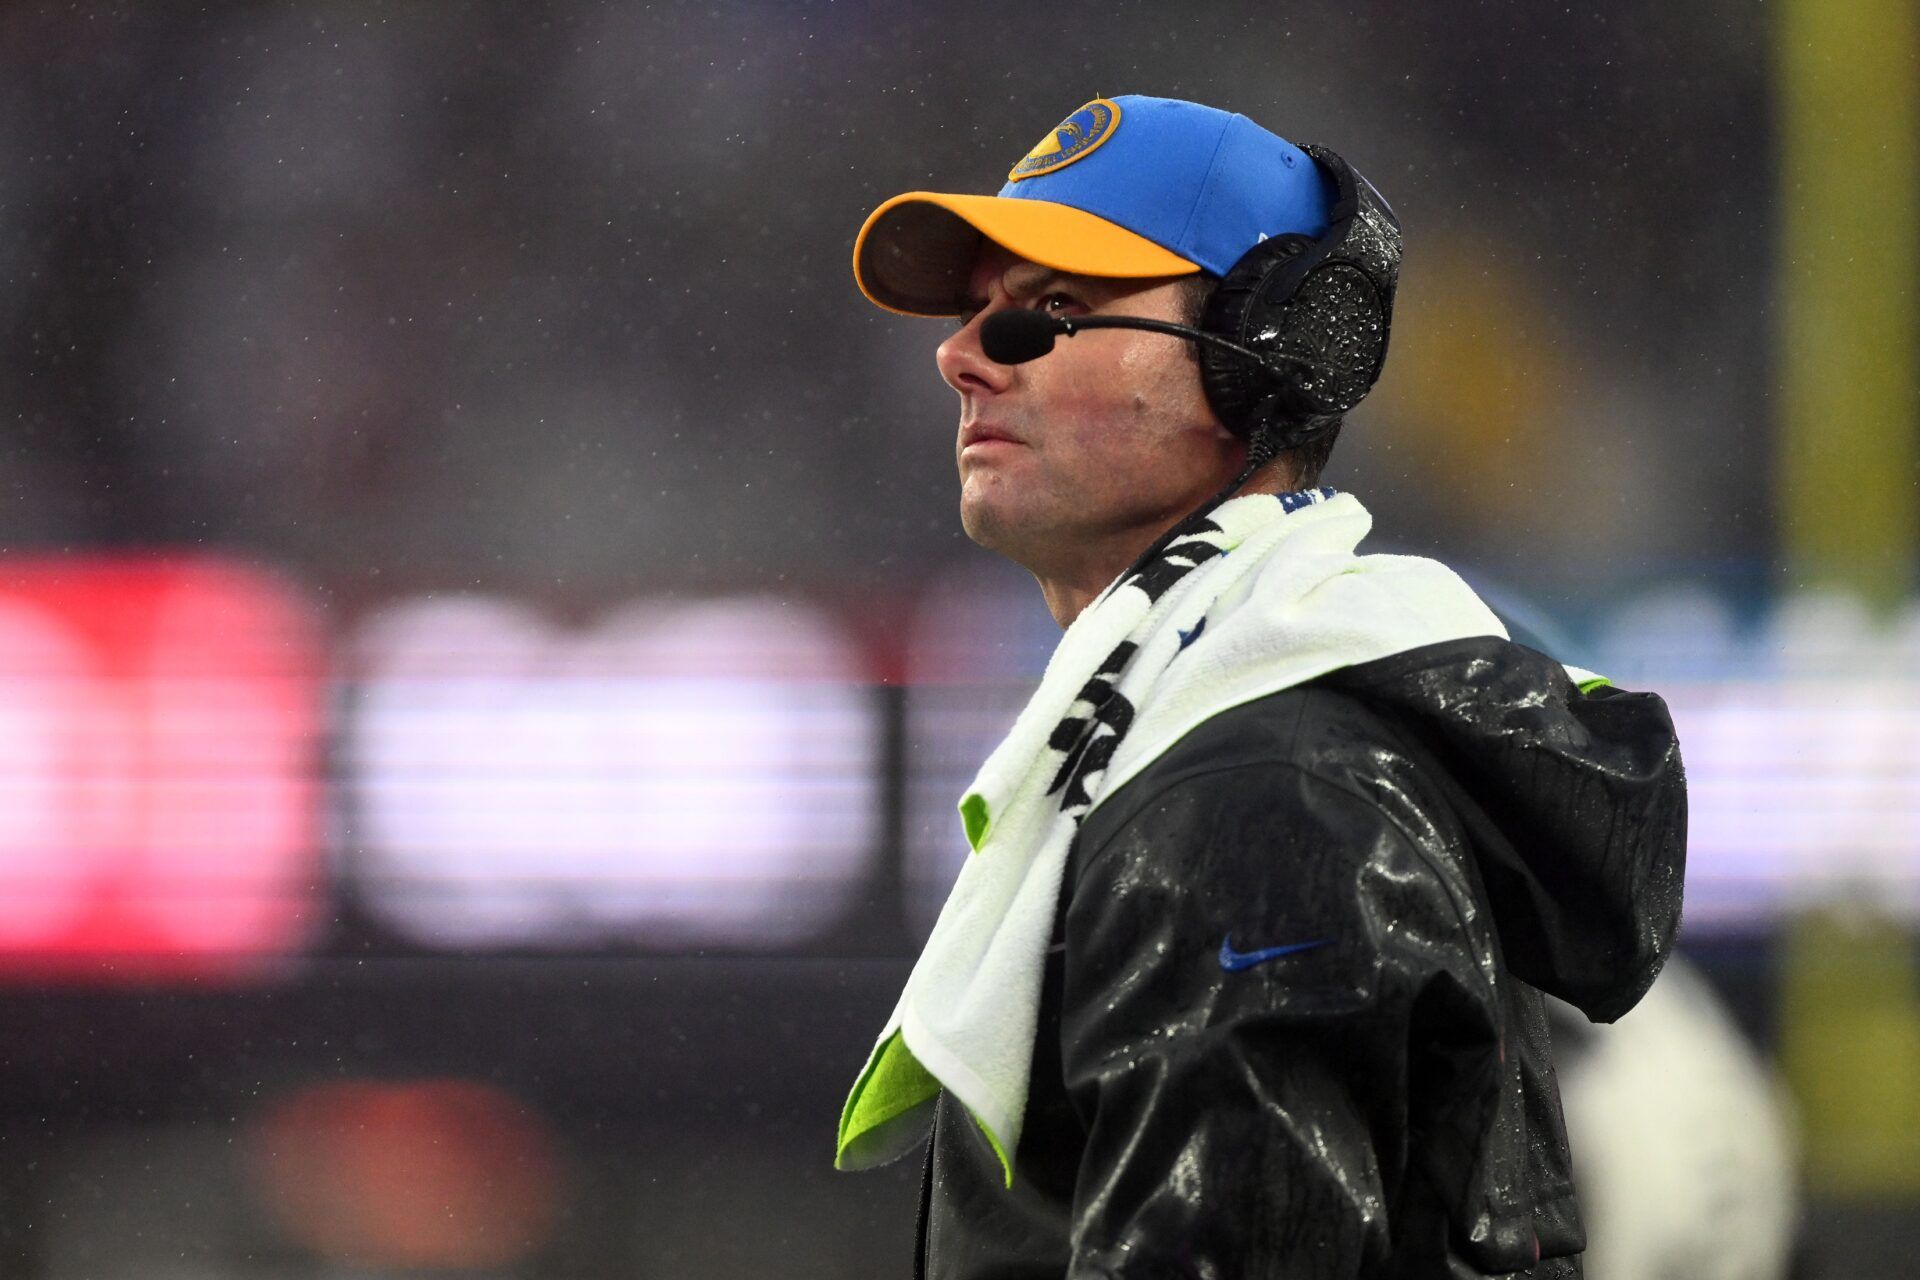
0 0 1914 1276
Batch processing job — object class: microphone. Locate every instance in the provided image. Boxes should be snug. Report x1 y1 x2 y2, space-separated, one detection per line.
978 308 1069 364
978 307 1302 373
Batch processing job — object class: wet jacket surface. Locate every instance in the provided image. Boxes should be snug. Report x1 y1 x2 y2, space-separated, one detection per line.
914 636 1687 1279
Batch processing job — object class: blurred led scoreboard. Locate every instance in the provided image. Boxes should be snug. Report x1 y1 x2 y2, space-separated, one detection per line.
0 556 1913 984
0 557 878 981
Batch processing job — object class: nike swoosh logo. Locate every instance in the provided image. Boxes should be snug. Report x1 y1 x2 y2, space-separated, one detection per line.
1218 935 1330 972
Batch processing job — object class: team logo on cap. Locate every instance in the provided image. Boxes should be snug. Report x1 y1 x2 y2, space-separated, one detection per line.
1008 98 1121 182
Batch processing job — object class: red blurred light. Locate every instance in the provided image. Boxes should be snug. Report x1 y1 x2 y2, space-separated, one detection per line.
0 557 323 980
248 1078 565 1270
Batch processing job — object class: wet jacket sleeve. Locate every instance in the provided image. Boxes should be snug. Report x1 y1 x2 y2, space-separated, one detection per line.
1058 760 1506 1279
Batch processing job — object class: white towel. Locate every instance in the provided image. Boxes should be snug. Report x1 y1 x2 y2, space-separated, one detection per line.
838 490 1511 1182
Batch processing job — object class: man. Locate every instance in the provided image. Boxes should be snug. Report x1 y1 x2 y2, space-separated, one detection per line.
836 95 1686 1279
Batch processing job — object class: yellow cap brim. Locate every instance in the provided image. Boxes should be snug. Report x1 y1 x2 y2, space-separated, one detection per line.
852 192 1200 317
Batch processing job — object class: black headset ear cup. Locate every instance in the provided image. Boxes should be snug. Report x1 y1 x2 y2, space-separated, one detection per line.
1281 262 1389 415
1198 234 1315 438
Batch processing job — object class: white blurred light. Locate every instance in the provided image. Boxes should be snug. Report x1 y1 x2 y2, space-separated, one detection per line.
346 595 878 949
1639 590 1920 925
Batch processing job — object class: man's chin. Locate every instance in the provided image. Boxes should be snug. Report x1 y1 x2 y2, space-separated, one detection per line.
958 494 1026 559
957 500 1000 553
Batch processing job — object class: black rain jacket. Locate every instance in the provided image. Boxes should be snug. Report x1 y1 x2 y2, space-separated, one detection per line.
913 636 1687 1279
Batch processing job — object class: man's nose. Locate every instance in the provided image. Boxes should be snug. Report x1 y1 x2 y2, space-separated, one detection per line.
937 307 1016 398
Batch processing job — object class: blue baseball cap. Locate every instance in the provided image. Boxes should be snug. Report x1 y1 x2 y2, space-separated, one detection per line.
854 95 1336 316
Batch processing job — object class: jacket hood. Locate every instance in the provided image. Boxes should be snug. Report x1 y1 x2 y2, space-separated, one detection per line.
1322 636 1688 1022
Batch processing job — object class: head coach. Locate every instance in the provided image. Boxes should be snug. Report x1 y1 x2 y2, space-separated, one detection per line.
834 95 1687 1279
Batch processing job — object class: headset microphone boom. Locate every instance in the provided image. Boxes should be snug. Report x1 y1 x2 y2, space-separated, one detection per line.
978 307 1311 376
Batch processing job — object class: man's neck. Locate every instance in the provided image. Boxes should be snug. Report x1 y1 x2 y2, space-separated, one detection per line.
1033 464 1300 628
1034 566 1125 630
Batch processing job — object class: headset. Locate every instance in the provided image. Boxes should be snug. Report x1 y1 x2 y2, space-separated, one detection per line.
1197 144 1401 452
981 144 1402 459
